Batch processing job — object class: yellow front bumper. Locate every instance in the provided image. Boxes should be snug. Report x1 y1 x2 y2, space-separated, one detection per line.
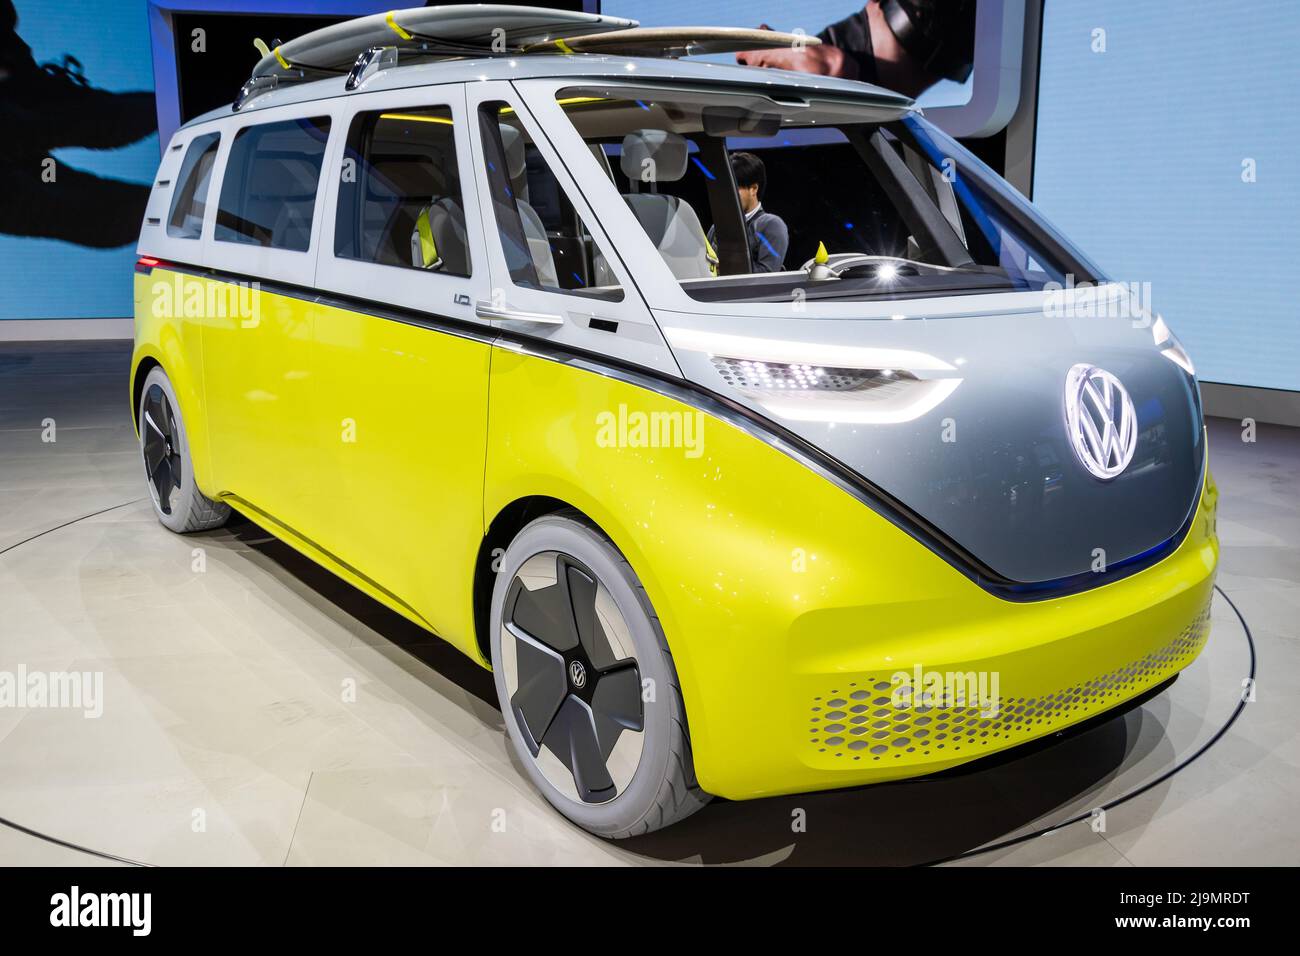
796 575 1211 777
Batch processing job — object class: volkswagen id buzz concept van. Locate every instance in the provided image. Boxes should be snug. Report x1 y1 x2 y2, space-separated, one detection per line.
132 7 1217 837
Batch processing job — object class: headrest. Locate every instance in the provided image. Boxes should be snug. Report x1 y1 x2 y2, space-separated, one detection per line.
620 129 688 184
498 125 527 179
370 154 441 196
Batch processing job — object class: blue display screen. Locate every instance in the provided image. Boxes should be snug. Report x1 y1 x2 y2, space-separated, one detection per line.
0 0 157 320
1034 0 1300 391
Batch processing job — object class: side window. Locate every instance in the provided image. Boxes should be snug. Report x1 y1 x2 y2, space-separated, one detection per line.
477 102 623 302
215 116 331 252
167 132 220 239
335 106 470 276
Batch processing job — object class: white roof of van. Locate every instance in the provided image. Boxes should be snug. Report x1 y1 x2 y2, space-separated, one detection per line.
181 53 915 130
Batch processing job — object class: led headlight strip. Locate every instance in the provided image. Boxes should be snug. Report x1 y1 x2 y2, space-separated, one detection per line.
663 326 962 424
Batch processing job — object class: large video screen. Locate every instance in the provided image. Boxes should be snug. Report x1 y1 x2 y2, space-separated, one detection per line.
0 0 157 321
1034 0 1300 391
602 0 974 109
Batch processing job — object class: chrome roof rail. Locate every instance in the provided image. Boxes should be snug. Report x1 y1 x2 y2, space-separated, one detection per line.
345 45 399 91
233 73 279 112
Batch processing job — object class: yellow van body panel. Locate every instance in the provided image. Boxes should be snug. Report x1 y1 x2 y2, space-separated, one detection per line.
131 270 216 494
133 272 489 659
307 295 490 653
198 274 318 535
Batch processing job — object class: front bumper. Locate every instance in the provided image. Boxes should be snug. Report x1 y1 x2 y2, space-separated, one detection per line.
799 577 1211 775
675 463 1218 801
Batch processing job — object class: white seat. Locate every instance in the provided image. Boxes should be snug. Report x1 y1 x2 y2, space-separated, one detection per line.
619 130 713 280
499 126 559 288
409 196 469 274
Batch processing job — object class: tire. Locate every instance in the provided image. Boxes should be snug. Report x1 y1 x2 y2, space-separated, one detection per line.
490 512 710 838
138 366 230 534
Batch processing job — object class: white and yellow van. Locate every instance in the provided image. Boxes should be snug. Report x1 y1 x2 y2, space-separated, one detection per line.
133 7 1216 836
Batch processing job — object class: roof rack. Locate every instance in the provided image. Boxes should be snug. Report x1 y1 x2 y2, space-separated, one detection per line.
232 6 821 112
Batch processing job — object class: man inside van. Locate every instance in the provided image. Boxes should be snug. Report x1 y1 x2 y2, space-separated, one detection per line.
709 152 789 274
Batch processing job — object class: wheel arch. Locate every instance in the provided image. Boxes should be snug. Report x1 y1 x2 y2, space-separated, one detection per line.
129 342 217 500
473 495 594 663
131 355 162 438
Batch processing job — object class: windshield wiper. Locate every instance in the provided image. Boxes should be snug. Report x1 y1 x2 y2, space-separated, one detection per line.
789 271 1018 303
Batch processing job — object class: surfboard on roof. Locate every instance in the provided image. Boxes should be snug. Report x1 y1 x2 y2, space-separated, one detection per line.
252 4 638 79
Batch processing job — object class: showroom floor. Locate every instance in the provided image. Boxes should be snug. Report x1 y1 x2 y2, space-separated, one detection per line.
0 339 1296 866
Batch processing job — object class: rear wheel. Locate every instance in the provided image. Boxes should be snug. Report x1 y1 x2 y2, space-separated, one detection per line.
490 513 710 838
138 366 229 533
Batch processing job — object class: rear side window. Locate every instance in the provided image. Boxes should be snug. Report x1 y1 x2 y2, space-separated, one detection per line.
335 106 471 277
215 117 331 252
167 132 220 239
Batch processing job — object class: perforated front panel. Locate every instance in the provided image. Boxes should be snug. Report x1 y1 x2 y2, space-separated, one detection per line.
805 604 1211 766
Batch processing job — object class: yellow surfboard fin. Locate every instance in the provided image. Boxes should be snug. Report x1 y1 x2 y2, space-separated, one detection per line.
386 11 414 40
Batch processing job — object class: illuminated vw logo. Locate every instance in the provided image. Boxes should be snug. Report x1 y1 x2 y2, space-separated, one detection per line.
1064 364 1137 480
568 660 588 690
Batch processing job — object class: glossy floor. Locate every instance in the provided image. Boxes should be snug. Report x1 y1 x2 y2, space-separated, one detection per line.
0 341 1295 866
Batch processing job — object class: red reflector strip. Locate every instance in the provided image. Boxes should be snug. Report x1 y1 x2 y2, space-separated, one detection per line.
135 256 165 274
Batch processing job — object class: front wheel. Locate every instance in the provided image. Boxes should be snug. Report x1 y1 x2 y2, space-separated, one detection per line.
138 366 229 533
490 513 710 838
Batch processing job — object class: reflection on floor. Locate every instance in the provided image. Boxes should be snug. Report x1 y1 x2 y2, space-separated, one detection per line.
0 340 1295 866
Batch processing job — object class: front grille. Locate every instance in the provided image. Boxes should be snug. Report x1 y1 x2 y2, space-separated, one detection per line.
805 604 1211 765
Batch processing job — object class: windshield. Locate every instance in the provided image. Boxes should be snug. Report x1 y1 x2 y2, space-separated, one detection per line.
551 85 1104 304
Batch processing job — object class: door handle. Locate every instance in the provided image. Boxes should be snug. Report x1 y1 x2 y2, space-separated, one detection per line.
474 301 564 325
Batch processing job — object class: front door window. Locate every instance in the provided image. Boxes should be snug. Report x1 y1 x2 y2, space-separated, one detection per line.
477 101 623 303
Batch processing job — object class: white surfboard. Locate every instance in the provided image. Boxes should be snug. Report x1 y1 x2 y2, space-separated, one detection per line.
252 5 639 78
524 26 819 59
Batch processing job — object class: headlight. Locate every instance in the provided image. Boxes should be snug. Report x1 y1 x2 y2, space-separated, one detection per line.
664 327 963 425
710 357 910 392
1152 315 1195 376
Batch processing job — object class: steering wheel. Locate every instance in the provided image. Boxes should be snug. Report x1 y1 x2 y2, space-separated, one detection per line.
800 252 919 279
